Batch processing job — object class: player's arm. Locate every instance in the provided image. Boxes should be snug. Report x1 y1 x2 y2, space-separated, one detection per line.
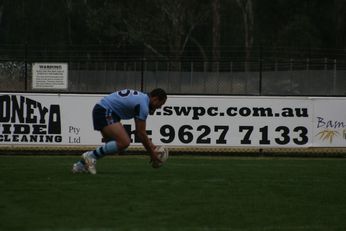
134 119 161 162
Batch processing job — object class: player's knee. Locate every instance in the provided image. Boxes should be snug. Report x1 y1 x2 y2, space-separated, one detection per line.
118 138 130 150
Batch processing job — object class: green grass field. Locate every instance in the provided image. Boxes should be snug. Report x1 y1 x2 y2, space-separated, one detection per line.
1 155 346 231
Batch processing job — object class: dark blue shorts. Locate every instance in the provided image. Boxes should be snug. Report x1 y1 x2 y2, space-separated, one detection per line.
92 104 121 131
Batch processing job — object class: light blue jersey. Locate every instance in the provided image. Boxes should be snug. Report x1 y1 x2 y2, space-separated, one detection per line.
98 89 150 121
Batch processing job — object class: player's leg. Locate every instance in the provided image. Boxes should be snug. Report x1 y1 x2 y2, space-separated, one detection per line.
80 123 130 174
87 104 128 158
92 122 130 159
73 104 127 174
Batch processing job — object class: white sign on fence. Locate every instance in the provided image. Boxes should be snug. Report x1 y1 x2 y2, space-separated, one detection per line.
0 93 345 148
32 63 68 89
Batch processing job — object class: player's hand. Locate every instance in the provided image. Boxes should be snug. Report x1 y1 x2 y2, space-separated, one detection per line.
149 149 162 164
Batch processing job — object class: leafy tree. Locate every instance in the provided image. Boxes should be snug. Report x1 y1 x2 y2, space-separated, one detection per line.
276 14 322 49
123 0 209 62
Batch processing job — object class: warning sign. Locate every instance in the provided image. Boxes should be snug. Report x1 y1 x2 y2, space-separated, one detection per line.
32 63 68 89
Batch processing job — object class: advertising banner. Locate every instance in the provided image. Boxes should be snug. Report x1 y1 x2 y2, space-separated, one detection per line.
149 96 312 147
0 93 345 148
311 97 346 147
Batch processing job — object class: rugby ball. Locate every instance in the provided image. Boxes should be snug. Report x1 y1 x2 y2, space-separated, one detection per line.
152 146 169 168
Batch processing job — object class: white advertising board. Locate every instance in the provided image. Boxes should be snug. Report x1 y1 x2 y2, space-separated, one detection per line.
0 93 345 148
148 96 313 147
32 63 68 89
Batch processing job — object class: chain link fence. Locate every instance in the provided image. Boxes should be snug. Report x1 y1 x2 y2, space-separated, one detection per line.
1 45 346 95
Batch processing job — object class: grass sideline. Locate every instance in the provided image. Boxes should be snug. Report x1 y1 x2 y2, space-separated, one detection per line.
1 155 346 231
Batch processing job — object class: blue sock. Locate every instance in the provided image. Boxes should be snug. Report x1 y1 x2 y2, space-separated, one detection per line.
92 140 119 159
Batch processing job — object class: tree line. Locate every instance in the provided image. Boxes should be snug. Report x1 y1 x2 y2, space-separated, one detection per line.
0 0 345 62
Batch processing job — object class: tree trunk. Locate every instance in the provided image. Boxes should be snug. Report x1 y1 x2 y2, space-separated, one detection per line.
63 0 73 45
211 0 221 71
236 0 254 72
335 0 346 48
0 4 3 26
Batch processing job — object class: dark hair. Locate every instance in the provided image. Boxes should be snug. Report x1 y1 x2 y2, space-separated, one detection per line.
150 88 167 101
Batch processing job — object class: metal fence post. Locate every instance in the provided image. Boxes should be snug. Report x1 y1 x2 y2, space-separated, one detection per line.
333 59 337 94
259 46 263 95
24 43 28 91
141 57 144 91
